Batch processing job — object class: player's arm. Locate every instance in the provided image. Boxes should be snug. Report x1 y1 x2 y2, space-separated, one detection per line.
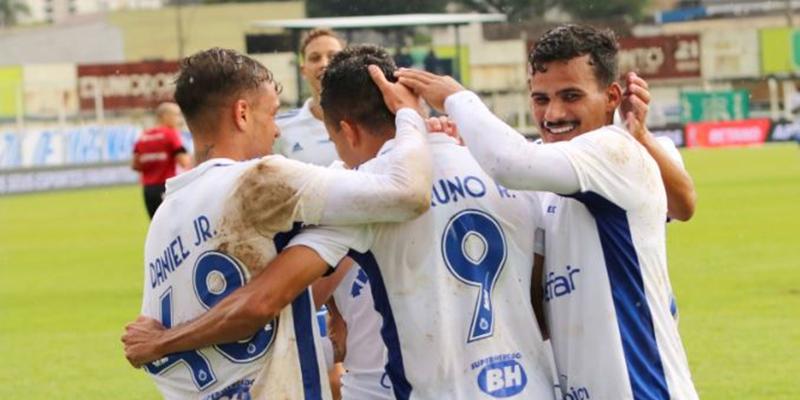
312 257 354 309
634 131 696 221
326 298 347 363
622 72 696 221
131 140 143 171
530 225 548 340
175 150 193 170
314 68 433 224
122 245 331 367
131 153 142 172
530 253 548 340
391 69 580 194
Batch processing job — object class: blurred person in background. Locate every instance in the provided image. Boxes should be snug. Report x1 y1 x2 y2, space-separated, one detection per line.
131 102 192 219
273 28 345 166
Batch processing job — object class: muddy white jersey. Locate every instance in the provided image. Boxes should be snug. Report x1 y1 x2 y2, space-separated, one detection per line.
139 109 433 400
291 133 555 400
274 105 391 400
538 127 698 400
275 99 339 167
141 157 333 400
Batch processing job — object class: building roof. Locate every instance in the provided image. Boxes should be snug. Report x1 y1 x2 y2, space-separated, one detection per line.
252 13 507 30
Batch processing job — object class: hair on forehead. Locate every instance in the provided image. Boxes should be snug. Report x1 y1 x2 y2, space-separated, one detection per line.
320 44 396 135
529 24 619 87
173 47 281 124
301 28 345 57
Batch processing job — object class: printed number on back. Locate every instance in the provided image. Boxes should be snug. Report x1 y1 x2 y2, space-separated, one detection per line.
441 209 507 343
144 251 277 389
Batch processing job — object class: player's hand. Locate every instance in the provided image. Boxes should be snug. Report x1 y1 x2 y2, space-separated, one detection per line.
394 68 465 112
121 315 167 368
425 116 462 145
368 65 424 116
620 72 650 141
625 111 650 144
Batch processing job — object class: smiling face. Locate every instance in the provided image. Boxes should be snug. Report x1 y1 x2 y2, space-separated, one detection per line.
529 55 621 143
301 34 344 97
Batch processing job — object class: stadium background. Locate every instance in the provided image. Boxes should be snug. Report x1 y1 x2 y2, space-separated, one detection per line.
0 0 798 398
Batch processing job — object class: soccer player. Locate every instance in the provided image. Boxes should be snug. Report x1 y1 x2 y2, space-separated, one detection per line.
396 25 699 400
122 47 432 399
269 28 391 400
131 102 192 219
274 28 344 166
123 45 558 400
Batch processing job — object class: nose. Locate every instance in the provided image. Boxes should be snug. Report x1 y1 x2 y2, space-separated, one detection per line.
319 55 331 69
544 100 567 123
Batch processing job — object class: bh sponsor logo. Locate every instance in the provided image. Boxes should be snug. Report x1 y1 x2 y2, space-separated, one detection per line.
473 353 527 398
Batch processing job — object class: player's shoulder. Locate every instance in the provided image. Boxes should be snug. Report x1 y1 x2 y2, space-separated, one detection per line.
276 103 312 129
276 108 302 123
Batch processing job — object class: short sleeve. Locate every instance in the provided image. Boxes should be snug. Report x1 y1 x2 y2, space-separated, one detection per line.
169 129 185 153
289 224 376 268
549 127 660 209
655 136 685 169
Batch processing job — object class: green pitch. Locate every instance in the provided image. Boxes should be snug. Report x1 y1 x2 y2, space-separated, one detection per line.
0 143 798 398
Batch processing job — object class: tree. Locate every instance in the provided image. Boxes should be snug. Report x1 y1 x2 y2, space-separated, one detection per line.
306 0 447 17
0 0 29 27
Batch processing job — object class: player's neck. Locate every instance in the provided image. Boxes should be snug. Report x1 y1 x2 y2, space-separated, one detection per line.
309 96 324 121
192 138 248 164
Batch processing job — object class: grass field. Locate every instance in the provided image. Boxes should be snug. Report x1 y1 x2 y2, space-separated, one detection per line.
1 143 798 399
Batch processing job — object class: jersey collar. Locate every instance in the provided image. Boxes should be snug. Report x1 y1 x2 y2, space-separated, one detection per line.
165 158 236 195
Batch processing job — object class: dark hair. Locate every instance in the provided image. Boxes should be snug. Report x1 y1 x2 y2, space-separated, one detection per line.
174 47 280 123
529 24 619 87
301 28 345 57
320 45 396 135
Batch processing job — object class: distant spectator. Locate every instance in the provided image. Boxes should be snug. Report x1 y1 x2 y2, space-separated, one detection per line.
394 46 413 68
132 102 192 219
423 48 439 73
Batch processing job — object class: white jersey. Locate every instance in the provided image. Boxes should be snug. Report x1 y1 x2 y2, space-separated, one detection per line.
139 109 433 400
444 91 698 400
539 128 698 400
291 133 555 400
274 103 392 400
333 264 393 400
275 99 339 166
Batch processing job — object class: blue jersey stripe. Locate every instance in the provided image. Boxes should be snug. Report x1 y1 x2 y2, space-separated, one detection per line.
570 191 670 400
274 223 323 399
292 290 323 400
348 250 413 400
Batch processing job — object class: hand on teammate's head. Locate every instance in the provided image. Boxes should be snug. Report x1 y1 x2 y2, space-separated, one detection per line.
394 68 465 113
368 65 425 116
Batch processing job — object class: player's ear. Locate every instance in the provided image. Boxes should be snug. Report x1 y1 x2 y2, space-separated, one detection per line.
233 98 249 132
606 82 623 113
339 120 360 147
